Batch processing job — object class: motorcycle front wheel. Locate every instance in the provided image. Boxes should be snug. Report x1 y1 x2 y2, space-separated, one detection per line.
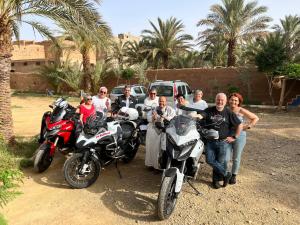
34 143 53 173
157 175 178 220
63 153 101 189
122 139 140 163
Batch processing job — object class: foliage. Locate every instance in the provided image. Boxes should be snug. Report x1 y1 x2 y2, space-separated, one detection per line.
0 136 23 208
227 85 240 94
0 214 7 225
90 60 113 93
121 68 135 81
142 17 193 69
132 60 148 85
197 0 271 67
169 51 203 68
255 33 288 73
274 63 300 79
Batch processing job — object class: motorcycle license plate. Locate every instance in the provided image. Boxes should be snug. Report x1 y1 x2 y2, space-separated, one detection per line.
140 125 148 131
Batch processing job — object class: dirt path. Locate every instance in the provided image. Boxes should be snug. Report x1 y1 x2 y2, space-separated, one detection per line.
1 97 299 225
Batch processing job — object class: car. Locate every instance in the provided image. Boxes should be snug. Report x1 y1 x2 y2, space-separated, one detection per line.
109 84 147 104
148 80 193 107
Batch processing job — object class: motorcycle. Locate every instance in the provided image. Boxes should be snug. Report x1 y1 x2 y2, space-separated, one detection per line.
156 106 220 220
63 107 142 189
34 98 78 173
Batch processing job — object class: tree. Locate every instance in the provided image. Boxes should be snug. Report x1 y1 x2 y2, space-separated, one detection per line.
0 0 102 143
142 17 193 69
273 15 300 61
197 0 271 67
170 51 203 68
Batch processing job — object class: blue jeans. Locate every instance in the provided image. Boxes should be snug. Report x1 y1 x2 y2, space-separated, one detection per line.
206 140 231 181
225 131 247 175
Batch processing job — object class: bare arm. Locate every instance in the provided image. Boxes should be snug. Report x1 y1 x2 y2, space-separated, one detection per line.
240 107 259 130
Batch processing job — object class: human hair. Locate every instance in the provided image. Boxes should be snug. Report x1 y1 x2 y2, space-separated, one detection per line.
194 89 203 95
149 87 157 93
124 85 131 90
229 92 243 106
176 94 185 99
99 86 108 93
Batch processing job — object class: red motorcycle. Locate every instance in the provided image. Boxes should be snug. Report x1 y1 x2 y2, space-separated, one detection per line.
34 98 79 172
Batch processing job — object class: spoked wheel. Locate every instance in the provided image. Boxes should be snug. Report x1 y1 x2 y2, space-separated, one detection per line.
157 175 178 220
34 143 53 173
63 153 101 189
122 139 140 163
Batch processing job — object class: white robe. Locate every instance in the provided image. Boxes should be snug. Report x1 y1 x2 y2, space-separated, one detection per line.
145 106 175 169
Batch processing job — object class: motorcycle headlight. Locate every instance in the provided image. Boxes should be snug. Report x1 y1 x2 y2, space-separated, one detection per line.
178 139 197 150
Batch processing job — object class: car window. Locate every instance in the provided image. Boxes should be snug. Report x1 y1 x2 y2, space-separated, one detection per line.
177 85 186 95
186 85 192 95
151 85 173 97
133 87 142 94
141 87 147 94
111 88 123 94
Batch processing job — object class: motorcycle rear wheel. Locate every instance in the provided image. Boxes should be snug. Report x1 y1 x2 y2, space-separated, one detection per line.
157 175 177 220
63 153 101 189
34 143 53 173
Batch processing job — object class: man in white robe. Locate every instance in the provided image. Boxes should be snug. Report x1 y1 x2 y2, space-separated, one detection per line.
145 96 175 169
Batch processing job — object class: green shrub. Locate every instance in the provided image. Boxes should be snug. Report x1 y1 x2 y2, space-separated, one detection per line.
227 85 240 94
0 214 7 225
274 63 300 79
0 136 23 208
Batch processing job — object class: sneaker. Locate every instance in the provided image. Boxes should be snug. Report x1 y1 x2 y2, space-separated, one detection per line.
229 174 236 184
223 172 232 187
213 181 222 189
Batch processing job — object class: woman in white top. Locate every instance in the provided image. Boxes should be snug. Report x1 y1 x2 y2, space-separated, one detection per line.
92 86 111 114
188 89 208 110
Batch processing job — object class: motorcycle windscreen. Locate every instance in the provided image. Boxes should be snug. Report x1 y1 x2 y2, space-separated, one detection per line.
168 115 196 136
50 107 66 123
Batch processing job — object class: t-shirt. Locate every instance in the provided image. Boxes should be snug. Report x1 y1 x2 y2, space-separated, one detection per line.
188 99 208 110
144 97 159 107
204 106 241 139
79 104 95 124
92 96 111 113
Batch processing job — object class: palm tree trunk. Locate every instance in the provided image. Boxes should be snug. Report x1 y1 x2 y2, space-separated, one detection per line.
0 23 14 143
81 47 92 92
162 55 169 69
227 39 236 67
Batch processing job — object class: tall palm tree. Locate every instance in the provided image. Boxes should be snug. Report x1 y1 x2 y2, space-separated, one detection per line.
273 15 300 61
142 17 193 69
197 0 271 67
0 0 102 142
124 40 146 66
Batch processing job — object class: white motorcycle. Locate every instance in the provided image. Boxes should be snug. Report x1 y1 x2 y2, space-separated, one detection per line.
156 107 220 220
63 107 141 189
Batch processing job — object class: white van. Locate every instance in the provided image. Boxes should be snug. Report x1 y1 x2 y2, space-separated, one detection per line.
148 80 193 107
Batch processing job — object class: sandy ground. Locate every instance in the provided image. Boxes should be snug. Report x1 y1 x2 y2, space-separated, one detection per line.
1 96 300 225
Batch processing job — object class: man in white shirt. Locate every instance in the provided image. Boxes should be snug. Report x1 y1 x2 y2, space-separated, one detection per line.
144 88 159 108
92 86 111 114
188 89 208 110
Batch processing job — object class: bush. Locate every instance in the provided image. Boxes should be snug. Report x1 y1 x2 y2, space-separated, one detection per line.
274 63 300 79
0 136 23 208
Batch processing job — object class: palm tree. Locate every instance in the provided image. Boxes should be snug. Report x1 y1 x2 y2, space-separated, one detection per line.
123 40 146 66
142 17 193 69
0 0 102 142
197 0 271 67
273 15 300 61
170 51 203 68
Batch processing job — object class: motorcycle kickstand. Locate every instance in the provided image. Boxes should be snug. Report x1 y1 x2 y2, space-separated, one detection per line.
115 160 122 179
187 179 202 196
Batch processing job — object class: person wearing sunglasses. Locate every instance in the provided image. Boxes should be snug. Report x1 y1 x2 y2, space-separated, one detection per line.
144 88 159 108
92 86 111 114
77 94 96 124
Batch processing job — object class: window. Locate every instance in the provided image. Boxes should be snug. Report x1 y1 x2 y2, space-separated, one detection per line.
36 61 41 65
141 87 147 94
133 87 142 94
23 62 28 66
111 88 123 94
186 85 192 95
11 63 14 67
151 85 173 97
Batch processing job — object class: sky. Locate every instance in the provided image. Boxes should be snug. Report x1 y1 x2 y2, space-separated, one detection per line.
19 0 300 41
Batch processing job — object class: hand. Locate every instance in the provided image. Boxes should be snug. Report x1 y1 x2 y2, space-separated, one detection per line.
226 136 236 143
152 111 157 121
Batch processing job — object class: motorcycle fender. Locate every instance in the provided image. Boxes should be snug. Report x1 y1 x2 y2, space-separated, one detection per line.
49 142 56 156
164 167 184 193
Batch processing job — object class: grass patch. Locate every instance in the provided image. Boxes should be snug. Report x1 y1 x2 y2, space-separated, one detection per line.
11 105 23 109
0 214 7 225
10 136 39 159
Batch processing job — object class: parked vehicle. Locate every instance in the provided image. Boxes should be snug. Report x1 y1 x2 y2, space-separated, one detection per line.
149 80 193 107
110 84 147 104
63 107 142 189
34 98 78 173
156 106 221 220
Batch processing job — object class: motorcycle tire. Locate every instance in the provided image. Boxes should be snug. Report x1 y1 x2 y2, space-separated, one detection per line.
157 175 178 220
122 139 140 163
63 153 101 189
34 143 53 173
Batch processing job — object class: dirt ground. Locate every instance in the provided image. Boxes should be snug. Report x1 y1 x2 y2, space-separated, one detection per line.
1 96 299 225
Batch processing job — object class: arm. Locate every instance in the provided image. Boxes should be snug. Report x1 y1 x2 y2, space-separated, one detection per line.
226 123 243 143
240 107 259 130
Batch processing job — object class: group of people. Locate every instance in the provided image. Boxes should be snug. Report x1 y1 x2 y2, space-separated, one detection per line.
77 85 259 189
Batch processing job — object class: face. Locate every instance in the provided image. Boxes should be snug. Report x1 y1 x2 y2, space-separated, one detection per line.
124 88 131 97
215 94 227 111
98 89 107 98
194 92 203 101
86 96 93 105
149 90 157 100
177 96 185 105
229 96 239 108
159 97 166 108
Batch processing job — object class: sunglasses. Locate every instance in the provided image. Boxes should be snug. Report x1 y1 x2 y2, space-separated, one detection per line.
100 91 107 94
150 93 156 95
87 98 92 100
